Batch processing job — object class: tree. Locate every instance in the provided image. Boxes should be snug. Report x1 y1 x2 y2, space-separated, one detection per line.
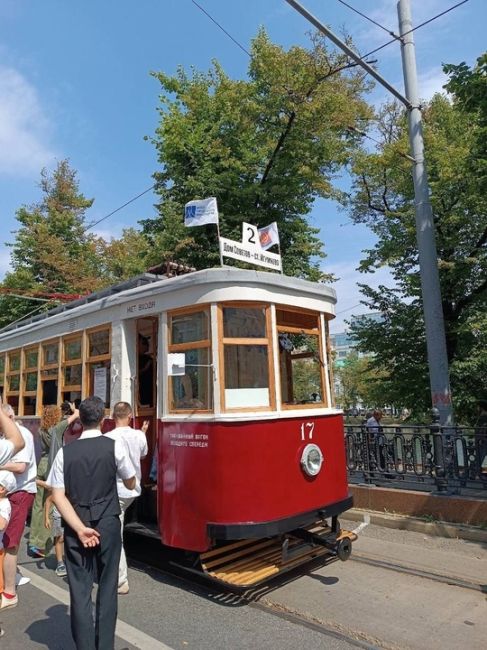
142 30 372 279
348 59 487 422
0 161 105 328
335 352 389 412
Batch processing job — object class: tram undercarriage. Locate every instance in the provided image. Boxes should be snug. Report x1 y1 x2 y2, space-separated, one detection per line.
126 501 357 590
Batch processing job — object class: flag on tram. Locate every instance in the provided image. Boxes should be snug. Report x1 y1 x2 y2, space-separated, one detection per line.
258 222 279 250
184 197 219 227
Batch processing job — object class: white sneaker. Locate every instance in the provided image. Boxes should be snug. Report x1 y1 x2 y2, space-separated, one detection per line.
15 572 30 586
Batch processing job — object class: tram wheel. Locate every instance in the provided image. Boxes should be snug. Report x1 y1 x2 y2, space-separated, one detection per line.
336 537 352 561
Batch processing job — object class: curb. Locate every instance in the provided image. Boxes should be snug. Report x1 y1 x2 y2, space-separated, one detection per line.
344 508 487 543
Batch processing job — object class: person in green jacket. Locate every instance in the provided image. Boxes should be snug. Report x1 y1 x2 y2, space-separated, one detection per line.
27 405 61 557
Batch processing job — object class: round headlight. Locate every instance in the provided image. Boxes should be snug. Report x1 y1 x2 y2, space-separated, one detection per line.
300 443 324 477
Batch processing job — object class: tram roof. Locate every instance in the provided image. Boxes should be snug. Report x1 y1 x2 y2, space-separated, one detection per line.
0 268 336 337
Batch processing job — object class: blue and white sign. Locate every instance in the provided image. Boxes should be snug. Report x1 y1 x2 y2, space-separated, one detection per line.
184 197 219 227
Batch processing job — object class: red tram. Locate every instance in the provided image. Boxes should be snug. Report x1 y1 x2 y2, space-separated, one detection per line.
0 267 354 587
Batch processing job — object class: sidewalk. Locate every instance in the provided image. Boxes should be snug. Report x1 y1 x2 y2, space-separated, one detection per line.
349 484 487 527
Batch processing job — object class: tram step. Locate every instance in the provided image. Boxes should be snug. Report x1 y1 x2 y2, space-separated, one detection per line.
124 521 161 540
200 525 356 588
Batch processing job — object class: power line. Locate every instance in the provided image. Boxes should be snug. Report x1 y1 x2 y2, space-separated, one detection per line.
191 1 250 57
336 0 400 40
363 0 470 60
86 185 155 231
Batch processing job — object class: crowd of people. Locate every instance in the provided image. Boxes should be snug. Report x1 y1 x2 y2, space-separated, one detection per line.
0 394 148 648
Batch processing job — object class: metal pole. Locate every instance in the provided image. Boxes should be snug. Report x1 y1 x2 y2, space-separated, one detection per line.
284 0 454 424
284 0 412 108
397 0 452 424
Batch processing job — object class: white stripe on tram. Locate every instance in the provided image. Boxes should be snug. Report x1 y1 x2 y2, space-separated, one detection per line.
18 566 174 650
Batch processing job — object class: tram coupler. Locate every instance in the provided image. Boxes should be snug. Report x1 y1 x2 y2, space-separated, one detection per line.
291 526 356 562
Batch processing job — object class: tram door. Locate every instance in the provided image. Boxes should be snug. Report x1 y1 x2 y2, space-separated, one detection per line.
135 317 158 524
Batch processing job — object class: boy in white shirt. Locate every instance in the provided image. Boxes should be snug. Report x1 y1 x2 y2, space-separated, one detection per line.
105 401 148 594
0 405 37 610
0 469 17 637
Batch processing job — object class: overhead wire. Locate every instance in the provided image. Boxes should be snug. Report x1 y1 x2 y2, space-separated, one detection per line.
336 0 400 40
85 185 155 231
191 1 251 57
362 0 470 60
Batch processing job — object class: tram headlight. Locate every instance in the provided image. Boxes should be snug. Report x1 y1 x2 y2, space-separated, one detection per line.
300 443 324 477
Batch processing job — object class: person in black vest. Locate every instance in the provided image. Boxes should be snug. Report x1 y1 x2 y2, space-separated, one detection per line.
47 396 135 650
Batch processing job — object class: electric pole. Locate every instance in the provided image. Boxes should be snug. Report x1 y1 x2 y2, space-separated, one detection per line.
285 0 453 424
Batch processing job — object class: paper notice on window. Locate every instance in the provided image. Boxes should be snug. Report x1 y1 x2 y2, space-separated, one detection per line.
93 367 107 402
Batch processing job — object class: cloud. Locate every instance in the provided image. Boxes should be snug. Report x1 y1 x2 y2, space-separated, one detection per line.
0 65 57 176
322 261 394 333
417 66 448 101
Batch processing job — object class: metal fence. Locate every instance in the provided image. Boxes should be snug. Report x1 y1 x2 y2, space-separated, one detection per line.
345 421 487 495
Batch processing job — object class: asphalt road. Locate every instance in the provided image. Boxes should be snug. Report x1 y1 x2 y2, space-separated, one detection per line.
1 520 486 649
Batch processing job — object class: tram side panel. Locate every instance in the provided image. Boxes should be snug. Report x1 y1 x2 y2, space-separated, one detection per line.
158 414 350 552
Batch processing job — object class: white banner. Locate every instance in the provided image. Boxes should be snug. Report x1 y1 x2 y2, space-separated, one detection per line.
219 236 282 271
184 197 219 227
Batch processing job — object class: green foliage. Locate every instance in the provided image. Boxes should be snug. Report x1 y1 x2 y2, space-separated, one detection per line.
0 161 103 328
348 60 487 423
335 351 391 412
143 29 372 279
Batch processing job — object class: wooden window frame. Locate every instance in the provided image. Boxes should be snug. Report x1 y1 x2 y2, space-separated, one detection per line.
22 345 40 416
276 306 328 410
167 306 212 414
0 353 5 399
85 326 112 412
218 302 275 413
39 338 61 409
61 334 83 398
5 349 21 412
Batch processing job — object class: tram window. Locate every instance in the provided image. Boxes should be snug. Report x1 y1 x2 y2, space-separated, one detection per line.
221 305 272 410
223 307 266 338
0 354 4 397
23 396 36 416
8 351 20 372
64 338 82 361
88 361 110 408
24 372 38 392
168 309 212 412
171 311 209 344
89 330 110 356
25 348 38 369
43 342 59 366
42 379 58 406
87 328 111 409
64 364 82 386
171 349 211 410
8 375 20 392
276 308 325 406
224 345 269 408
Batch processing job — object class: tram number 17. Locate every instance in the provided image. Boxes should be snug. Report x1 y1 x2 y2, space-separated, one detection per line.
300 422 315 441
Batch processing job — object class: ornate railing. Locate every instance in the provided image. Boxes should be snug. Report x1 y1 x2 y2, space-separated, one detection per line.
345 422 487 494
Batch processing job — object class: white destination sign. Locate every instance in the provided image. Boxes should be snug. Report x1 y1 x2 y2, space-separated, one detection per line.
219 236 282 271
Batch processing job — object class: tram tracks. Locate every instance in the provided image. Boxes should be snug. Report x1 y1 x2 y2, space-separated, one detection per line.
350 551 486 593
126 532 485 650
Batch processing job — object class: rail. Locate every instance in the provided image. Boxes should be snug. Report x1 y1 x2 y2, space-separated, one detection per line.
345 420 487 494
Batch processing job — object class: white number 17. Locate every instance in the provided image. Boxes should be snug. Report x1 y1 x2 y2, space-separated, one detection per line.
300 422 315 441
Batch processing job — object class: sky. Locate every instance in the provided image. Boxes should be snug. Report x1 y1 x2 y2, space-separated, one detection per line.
0 0 484 331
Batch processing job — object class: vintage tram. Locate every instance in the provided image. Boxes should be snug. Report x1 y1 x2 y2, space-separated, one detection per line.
0 266 355 587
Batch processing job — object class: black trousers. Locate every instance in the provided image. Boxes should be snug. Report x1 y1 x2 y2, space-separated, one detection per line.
64 515 121 650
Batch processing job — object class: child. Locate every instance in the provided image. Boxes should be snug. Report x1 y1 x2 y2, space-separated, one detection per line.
44 492 66 577
0 470 17 638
